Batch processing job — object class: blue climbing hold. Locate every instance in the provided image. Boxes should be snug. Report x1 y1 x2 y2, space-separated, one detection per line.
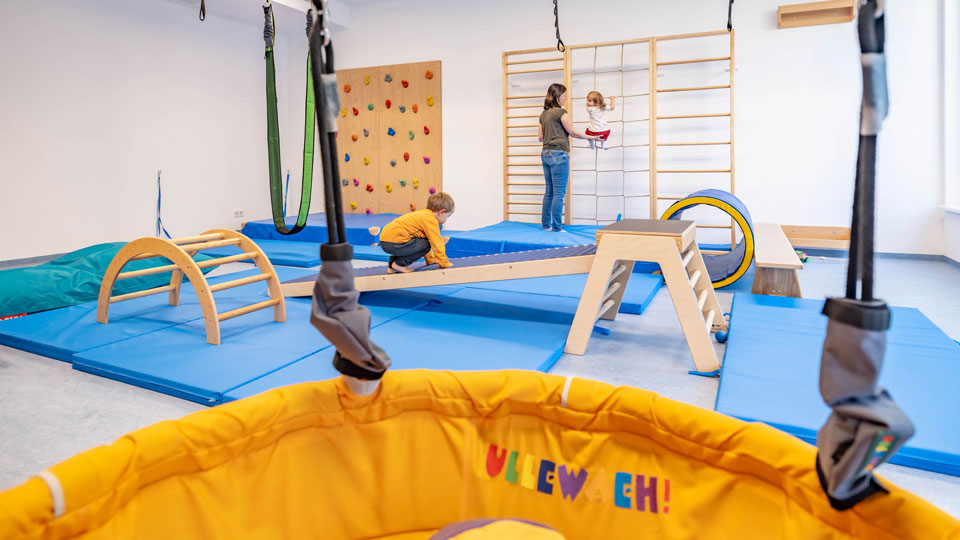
363 129 369 137
341 178 348 186
715 331 728 344
344 153 350 162
387 127 396 136
399 105 406 113
384 74 393 83
390 159 397 167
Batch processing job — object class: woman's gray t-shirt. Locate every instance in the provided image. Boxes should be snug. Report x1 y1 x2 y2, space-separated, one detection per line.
540 107 570 152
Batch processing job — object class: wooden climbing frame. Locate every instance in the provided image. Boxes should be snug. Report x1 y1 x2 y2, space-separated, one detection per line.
96 229 285 345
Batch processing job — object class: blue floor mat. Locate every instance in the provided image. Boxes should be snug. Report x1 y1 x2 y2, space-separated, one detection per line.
464 273 663 314
0 267 315 362
241 212 398 245
70 285 465 405
716 293 960 476
223 287 580 402
205 239 322 268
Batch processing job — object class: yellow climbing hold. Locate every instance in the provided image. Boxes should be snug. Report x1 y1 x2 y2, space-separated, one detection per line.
412 177 420 188
386 183 393 193
364 75 371 85
426 96 434 106
363 156 370 165
340 108 347 117
350 202 358 209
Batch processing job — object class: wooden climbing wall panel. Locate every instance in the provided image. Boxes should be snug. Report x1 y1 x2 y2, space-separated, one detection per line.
336 60 442 215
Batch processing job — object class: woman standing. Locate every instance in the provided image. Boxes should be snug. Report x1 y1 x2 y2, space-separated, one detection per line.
537 83 599 232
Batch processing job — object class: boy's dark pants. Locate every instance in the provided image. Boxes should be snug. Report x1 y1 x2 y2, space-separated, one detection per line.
380 237 431 267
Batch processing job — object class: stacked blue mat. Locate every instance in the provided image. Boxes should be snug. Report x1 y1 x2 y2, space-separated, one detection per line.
716 293 960 477
0 266 662 405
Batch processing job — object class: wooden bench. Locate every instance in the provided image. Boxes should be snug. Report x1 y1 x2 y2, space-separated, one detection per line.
752 223 803 297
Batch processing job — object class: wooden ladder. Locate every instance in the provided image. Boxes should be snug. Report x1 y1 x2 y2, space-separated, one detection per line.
97 229 285 345
565 219 727 374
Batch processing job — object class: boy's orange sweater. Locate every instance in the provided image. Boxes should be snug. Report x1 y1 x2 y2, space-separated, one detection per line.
379 209 451 268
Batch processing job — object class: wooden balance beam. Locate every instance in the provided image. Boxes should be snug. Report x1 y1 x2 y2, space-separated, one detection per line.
282 219 727 373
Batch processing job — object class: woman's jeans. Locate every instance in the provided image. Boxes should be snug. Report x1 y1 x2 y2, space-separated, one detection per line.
540 148 569 231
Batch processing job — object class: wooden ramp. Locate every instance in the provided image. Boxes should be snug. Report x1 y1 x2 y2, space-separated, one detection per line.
281 220 726 372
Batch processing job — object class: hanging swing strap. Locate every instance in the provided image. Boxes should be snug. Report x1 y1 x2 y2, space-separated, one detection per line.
264 1 316 235
727 0 734 31
199 0 205 21
553 0 565 52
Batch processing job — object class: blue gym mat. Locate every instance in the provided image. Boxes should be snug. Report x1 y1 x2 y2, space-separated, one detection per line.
241 212 399 246
464 273 663 315
716 293 960 477
223 287 581 402
205 239 391 267
0 267 315 362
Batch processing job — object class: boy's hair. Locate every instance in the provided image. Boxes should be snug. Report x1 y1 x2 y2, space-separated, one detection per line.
427 191 455 213
543 83 567 110
587 91 607 110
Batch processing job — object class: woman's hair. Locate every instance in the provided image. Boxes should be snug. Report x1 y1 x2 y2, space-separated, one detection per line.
587 91 607 110
543 83 567 110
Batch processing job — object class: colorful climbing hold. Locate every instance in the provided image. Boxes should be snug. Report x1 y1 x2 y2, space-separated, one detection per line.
412 178 420 188
384 74 393 83
412 104 419 113
366 208 372 214
426 96 434 106
341 178 348 186
429 187 436 194
424 126 430 135
352 107 359 116
385 99 391 109
340 108 346 117
344 84 351 93
350 202 358 209
409 203 416 211
353 178 359 186
401 80 409 88
368 103 374 111
399 179 407 187
366 184 374 192
403 152 410 161
363 156 370 165
387 127 396 136
344 153 350 162
423 156 431 164
363 129 369 137
398 105 406 113
425 70 434 80
390 159 397 167
386 184 393 193
409 130 414 140
364 75 371 85
351 134 358 142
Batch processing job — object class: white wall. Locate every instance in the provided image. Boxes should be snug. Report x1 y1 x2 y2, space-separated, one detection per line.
0 0 313 261
0 0 947 259
330 0 944 254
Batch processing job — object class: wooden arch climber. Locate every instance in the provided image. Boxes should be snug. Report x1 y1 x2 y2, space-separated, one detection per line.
96 229 285 345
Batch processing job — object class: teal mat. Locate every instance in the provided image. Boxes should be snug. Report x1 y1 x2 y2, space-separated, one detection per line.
0 243 218 318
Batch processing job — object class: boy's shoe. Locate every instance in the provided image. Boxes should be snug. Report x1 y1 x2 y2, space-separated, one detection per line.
552 228 566 233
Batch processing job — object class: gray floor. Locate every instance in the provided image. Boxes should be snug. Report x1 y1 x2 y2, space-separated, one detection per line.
1 258 958 519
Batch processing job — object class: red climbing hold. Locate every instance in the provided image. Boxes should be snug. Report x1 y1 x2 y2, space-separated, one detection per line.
351 134 358 141
385 99 391 109
425 70 434 80
401 80 409 88
424 126 430 135
366 184 374 192
412 104 419 113
352 107 359 116
344 84 352 93
403 152 410 161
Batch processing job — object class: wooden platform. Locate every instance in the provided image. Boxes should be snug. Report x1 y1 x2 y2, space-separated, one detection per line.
752 223 803 298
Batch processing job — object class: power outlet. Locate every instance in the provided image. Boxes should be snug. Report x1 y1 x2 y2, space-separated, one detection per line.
233 210 244 219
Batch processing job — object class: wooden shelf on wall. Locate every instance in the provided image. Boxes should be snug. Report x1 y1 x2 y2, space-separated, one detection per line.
778 0 856 29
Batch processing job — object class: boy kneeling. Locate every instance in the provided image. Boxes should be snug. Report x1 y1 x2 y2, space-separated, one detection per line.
379 192 454 273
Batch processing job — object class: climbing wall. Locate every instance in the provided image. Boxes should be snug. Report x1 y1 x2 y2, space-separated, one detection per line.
336 60 442 215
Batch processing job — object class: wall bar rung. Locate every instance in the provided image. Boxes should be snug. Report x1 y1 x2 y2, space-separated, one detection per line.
658 84 731 93
507 67 565 75
657 56 731 66
657 113 731 120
